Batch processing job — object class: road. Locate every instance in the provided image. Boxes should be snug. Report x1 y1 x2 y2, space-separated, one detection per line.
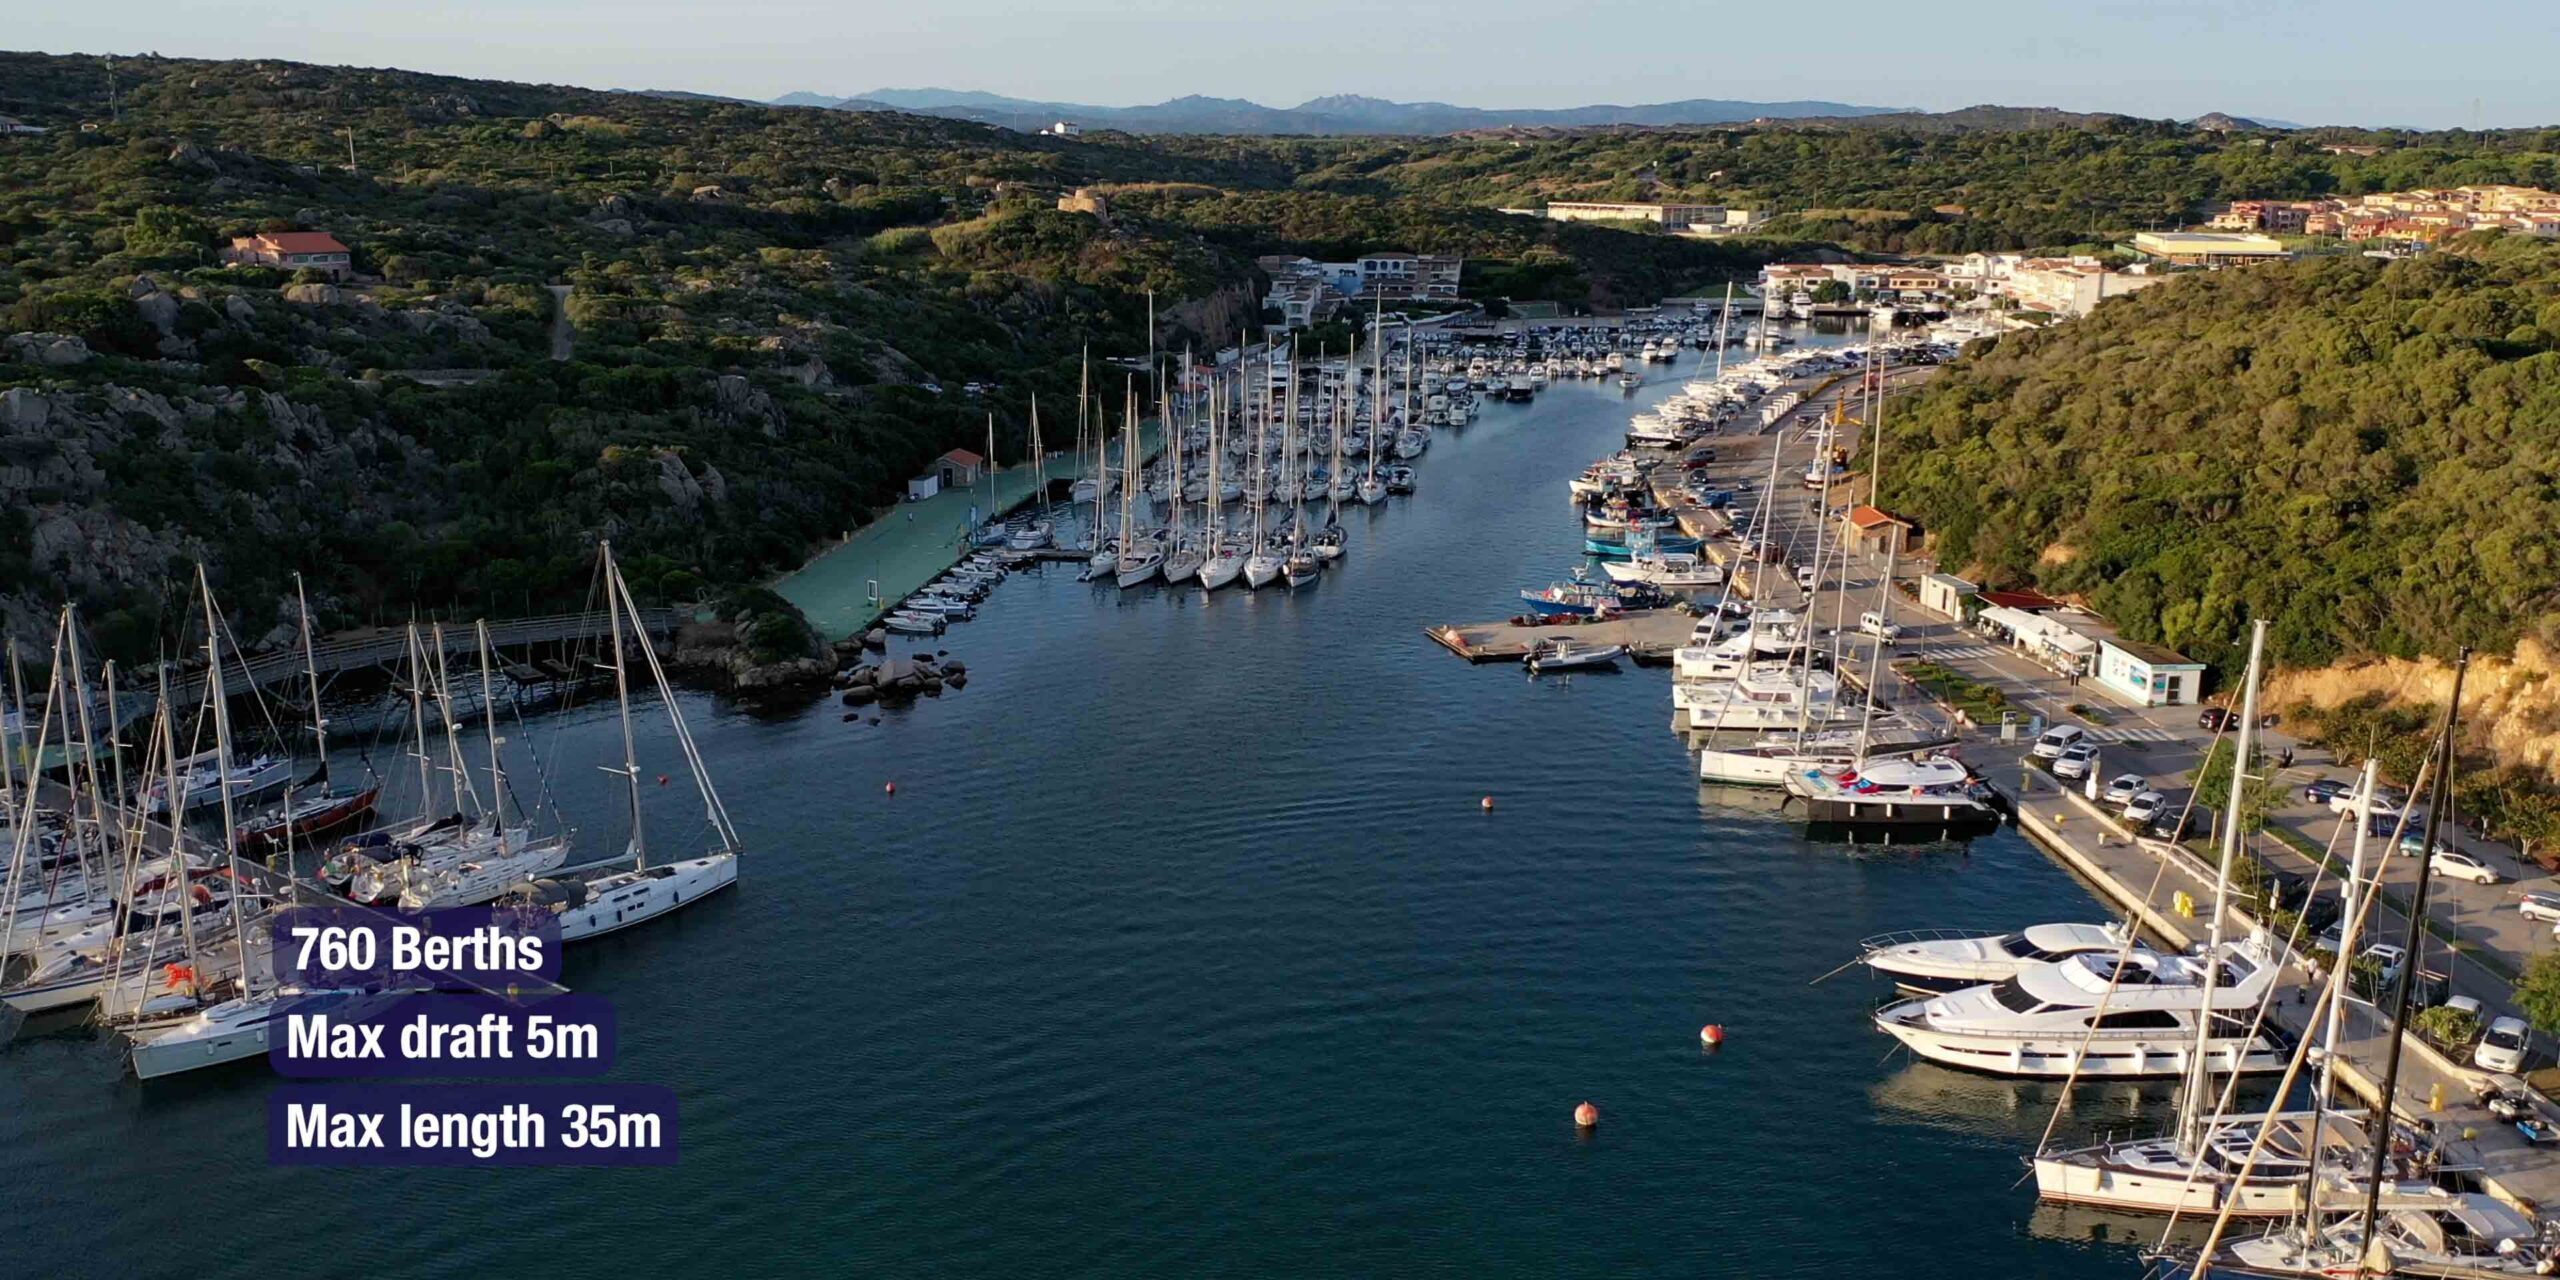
545 284 573 361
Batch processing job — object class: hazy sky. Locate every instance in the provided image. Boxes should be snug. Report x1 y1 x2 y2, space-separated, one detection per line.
20 0 2558 129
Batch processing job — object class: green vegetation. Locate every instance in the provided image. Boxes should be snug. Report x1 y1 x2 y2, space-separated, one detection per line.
1882 235 2560 686
0 52 1764 656
1150 122 2560 253
2517 953 2560 1036
2415 999 2482 1051
2286 695 2560 868
2195 739 2283 835
1894 658 2008 724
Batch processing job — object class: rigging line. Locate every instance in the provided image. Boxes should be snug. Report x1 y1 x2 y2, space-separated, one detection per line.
2027 708 2236 1158
2149 804 2354 1232
2174 746 2440 1279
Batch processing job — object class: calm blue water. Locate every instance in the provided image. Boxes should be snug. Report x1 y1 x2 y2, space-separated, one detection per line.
4 337 2169 1278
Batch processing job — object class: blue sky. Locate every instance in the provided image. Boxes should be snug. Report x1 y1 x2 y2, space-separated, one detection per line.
20 0 2558 129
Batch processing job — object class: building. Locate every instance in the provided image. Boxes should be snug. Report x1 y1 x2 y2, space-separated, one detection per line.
933 449 985 489
2094 637 2207 707
1916 573 1978 620
2130 231 2289 266
0 115 46 136
1544 201 1729 228
1257 251 1463 331
2007 262 2162 318
1977 587 2065 613
1056 187 1110 225
223 230 353 278
1976 606 2103 677
1044 121 1081 138
1838 505 1916 557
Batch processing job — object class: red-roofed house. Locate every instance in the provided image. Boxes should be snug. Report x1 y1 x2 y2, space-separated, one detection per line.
1837 505 1916 557
905 449 989 501
224 230 352 278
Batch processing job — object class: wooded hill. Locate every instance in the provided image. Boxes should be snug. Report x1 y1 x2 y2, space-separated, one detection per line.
1879 233 2560 682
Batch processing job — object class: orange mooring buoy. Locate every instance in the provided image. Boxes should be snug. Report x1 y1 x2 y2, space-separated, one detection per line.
1481 796 1494 811
1573 1101 1598 1129
1700 1024 1726 1048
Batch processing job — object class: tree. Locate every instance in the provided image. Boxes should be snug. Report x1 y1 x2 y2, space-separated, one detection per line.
2194 738 2282 835
2516 952 2560 1036
1810 279 1851 304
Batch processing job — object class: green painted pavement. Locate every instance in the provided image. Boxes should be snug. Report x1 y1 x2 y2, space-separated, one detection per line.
775 420 1165 638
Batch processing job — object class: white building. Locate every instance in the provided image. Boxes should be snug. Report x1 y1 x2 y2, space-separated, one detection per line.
1044 121 1082 137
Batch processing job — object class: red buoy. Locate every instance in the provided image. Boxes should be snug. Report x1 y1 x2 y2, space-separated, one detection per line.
1573 1101 1598 1129
1700 1024 1725 1048
1481 796 1494 811
656 774 669 786
884 782 897 795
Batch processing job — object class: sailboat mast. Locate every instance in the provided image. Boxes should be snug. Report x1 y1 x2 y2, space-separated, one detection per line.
195 564 255 996
2298 758 2382 1240
2177 618 2266 1157
62 611 111 889
154 671 202 1009
2353 650 2471 1247
405 625 432 813
1714 282 1734 379
601 544 645 871
475 620 508 836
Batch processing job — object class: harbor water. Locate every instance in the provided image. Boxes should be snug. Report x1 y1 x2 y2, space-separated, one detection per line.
8 333 2172 1278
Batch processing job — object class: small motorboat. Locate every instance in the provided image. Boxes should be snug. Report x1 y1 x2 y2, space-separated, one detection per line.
883 611 945 636
1524 640 1626 674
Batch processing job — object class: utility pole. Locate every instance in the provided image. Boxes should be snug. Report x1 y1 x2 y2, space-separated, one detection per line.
344 126 358 175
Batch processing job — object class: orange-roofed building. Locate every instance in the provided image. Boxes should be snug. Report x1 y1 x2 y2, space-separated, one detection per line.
224 230 352 278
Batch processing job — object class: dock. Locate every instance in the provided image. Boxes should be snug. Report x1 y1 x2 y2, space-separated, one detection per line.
1428 608 1694 664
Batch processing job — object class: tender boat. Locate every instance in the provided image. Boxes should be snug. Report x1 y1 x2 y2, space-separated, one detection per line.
1856 922 2145 995
1524 640 1624 674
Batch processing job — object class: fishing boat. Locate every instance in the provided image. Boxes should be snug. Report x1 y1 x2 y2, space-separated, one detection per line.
1524 640 1624 674
1600 549 1722 592
1585 532 1701 560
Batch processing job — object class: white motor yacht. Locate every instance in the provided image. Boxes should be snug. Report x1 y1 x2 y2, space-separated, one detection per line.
1857 922 2144 994
1873 938 2290 1079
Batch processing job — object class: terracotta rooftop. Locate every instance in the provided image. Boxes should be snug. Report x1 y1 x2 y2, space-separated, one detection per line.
939 449 985 468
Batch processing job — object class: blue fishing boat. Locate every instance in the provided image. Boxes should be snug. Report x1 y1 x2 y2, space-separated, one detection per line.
1585 532 1702 560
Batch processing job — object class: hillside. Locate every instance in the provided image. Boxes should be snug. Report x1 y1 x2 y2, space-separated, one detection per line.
1877 234 2560 688
0 51 1769 659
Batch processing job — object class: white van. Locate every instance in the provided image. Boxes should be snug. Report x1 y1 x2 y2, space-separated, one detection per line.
2032 725 2086 759
1857 611 1901 644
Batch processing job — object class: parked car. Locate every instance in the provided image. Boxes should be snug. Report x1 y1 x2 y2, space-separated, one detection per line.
2442 994 2486 1020
2430 848 2502 885
2052 743 2098 781
2394 825 2452 855
2478 1016 2531 1073
2520 892 2560 925
2329 785 2410 817
1796 564 1818 591
2101 774 2147 806
2199 706 2233 732
2150 807 2202 841
2302 778 2351 806
2033 725 2087 759
2122 792 2167 826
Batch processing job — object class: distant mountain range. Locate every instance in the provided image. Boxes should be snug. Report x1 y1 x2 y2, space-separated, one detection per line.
610 86 2312 136
754 88 1912 135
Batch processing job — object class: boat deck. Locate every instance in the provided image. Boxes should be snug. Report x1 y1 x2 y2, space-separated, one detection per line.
1428 608 1694 664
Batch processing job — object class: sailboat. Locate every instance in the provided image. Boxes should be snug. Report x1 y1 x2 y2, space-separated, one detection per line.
124 569 305 1078
1198 376 1245 591
236 575 380 857
498 542 740 943
1007 397 1054 550
1242 355 1284 591
1161 372 1203 585
1113 388 1163 588
392 622 570 909
2156 653 2555 1276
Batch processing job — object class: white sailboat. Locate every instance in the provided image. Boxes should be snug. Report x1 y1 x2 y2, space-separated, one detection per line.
1113 389 1163 588
499 542 740 943
1198 377 1244 591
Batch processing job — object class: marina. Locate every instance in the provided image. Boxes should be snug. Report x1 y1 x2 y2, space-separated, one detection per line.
4 307 2551 1279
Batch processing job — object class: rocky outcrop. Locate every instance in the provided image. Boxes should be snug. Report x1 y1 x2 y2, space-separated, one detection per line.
664 619 830 694
708 374 785 437
4 333 93 365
